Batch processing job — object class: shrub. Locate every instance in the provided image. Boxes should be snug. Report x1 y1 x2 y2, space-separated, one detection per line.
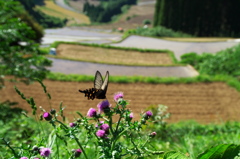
143 19 152 25
180 44 240 77
125 26 193 37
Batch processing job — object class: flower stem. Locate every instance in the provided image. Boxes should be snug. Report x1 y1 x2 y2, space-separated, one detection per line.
110 127 129 152
114 113 123 135
108 114 114 136
72 133 88 159
55 120 88 159
2 138 18 157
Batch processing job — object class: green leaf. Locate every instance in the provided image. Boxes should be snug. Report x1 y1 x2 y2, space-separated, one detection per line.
197 144 240 159
163 151 189 159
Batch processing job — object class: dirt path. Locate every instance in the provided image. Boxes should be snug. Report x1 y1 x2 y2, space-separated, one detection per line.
1 80 240 123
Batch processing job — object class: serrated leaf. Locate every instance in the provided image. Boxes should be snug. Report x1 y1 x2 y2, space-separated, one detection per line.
197 144 240 159
163 151 189 159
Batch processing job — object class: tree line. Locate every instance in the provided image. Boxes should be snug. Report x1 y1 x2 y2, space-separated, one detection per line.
154 0 240 37
83 0 137 23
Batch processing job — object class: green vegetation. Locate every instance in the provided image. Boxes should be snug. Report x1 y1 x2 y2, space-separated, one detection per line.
46 73 240 92
154 0 240 37
83 0 137 23
180 44 240 77
17 0 67 28
142 19 152 25
123 26 193 38
0 0 52 87
1 89 240 158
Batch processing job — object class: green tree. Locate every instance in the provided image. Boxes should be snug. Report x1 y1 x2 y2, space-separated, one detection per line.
0 0 52 88
154 0 240 37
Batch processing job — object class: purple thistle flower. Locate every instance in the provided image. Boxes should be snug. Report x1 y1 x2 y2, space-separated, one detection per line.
87 108 97 117
146 111 153 117
43 112 52 121
40 147 52 157
100 124 110 132
150 132 157 138
96 130 106 138
129 113 133 119
144 111 153 120
97 100 111 113
20 157 28 159
74 149 82 157
114 92 124 102
69 122 76 127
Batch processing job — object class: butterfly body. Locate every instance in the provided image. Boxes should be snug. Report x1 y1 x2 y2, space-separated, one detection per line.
79 71 109 100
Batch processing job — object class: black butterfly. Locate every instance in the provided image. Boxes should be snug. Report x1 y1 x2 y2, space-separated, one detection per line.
79 71 109 100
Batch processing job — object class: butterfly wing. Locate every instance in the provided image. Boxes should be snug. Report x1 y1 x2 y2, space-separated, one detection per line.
94 71 103 89
80 71 109 100
101 71 109 92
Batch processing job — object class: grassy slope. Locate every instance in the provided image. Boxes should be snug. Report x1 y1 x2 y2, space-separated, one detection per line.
35 0 90 25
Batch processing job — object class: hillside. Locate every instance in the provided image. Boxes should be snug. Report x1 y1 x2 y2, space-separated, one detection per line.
69 0 155 30
35 0 90 26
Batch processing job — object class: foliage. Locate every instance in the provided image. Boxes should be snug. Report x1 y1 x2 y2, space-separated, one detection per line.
0 0 52 87
197 144 240 159
16 0 67 28
180 44 240 77
143 19 152 25
154 0 240 37
158 121 240 159
0 101 22 124
124 26 192 38
83 0 137 23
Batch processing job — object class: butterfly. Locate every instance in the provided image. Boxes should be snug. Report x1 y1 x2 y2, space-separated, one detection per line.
79 71 109 100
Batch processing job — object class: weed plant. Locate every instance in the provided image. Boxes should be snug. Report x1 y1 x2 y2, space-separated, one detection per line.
2 81 163 159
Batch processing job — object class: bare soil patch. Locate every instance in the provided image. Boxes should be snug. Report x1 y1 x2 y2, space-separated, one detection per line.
56 44 173 66
1 80 240 123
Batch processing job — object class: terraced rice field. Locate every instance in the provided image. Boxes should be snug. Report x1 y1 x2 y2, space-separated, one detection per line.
56 44 173 66
1 79 240 123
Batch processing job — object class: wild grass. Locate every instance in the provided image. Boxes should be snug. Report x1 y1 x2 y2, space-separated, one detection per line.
154 120 240 159
46 73 240 92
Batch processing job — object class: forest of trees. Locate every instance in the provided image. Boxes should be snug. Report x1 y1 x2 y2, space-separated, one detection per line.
83 0 137 23
154 0 240 37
